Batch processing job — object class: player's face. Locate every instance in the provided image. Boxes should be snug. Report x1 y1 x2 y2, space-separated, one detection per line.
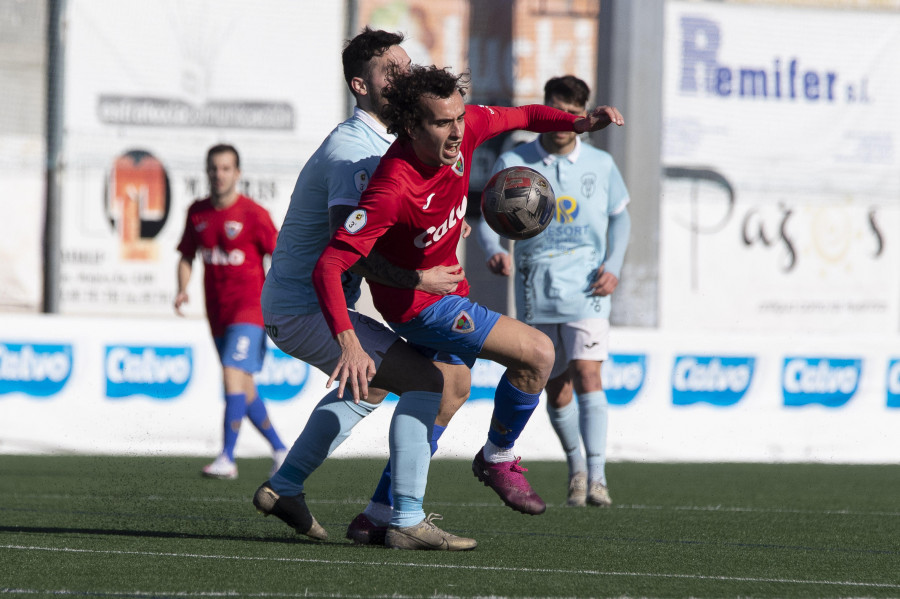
543 94 586 153
206 151 240 201
410 91 465 167
366 45 411 114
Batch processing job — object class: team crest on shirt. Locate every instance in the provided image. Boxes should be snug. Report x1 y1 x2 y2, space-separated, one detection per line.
344 209 367 234
581 173 597 198
353 169 370 192
452 156 465 177
224 221 243 239
451 310 475 334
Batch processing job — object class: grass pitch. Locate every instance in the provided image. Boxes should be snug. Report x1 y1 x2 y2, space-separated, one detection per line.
1 455 899 598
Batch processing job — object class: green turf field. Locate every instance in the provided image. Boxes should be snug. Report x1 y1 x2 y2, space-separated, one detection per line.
1 455 898 598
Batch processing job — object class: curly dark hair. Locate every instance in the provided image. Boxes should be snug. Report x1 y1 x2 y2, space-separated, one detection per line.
543 75 590 107
381 65 470 140
341 26 405 91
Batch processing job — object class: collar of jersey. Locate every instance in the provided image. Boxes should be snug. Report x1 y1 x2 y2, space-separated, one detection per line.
535 135 581 166
354 106 396 144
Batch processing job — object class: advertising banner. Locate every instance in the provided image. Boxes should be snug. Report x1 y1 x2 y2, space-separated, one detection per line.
5 314 897 463
57 0 346 317
661 2 900 334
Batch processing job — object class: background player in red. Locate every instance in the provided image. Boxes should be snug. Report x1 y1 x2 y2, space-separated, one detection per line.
175 144 287 480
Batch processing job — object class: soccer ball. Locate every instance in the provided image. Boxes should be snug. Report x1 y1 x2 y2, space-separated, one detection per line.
481 166 554 240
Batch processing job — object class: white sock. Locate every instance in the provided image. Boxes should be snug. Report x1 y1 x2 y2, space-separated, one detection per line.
482 439 516 463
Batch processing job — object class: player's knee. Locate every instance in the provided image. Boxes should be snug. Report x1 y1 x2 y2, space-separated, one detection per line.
526 330 555 383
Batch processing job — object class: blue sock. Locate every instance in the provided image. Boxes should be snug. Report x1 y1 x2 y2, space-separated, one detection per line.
487 374 540 449
246 396 286 451
222 393 247 461
269 388 378 496
389 391 442 528
371 423 446 507
547 400 586 476
579 390 609 485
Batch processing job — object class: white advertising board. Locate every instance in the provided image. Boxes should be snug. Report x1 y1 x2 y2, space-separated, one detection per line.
2 314 898 464
661 2 900 334
57 0 346 317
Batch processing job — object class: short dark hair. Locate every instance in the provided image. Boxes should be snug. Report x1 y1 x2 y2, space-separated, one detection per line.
381 65 470 140
341 26 405 91
207 144 239 168
543 75 590 107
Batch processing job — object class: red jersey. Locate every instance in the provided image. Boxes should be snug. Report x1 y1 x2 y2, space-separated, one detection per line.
313 104 577 336
176 194 277 336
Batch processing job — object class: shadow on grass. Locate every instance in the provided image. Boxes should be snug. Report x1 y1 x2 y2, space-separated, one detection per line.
0 524 333 546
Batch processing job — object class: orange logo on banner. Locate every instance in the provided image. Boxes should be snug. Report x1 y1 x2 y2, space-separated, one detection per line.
108 150 170 261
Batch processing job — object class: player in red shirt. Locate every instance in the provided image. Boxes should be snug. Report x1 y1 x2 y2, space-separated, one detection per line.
175 144 287 480
313 66 624 531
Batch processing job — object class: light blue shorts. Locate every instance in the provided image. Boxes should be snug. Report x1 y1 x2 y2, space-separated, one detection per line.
389 295 501 368
214 323 267 374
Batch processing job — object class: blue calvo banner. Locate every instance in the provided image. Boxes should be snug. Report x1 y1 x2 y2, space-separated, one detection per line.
256 347 311 401
671 355 755 406
105 345 192 399
782 357 861 407
0 342 74 397
886 359 900 408
603 354 646 405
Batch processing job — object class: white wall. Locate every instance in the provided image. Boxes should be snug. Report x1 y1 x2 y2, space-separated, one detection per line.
2 314 897 463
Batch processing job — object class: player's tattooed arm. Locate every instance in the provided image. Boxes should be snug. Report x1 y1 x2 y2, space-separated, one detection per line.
328 205 462 295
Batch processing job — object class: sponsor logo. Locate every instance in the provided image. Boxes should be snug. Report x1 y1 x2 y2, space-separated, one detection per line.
555 196 579 224
672 355 755 406
256 348 310 401
602 354 646 405
107 149 170 261
105 345 192 400
343 209 367 234
423 193 435 210
0 343 73 397
414 196 468 248
888 359 900 408
678 15 867 104
451 310 475 334
353 169 369 192
452 157 465 177
782 357 861 407
224 221 243 239
200 246 245 266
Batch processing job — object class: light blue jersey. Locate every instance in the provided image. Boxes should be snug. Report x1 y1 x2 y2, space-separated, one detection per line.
262 108 394 316
478 137 630 323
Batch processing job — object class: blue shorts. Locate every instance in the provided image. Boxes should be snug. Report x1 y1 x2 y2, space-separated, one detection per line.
214 324 267 374
389 295 501 368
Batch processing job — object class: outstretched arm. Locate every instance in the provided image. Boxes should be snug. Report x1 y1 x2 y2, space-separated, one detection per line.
574 105 624 134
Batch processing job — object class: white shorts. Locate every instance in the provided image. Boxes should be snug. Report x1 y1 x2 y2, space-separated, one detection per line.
533 318 610 380
262 309 400 375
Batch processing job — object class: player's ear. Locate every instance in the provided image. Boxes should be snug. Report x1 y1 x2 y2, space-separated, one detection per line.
350 76 367 97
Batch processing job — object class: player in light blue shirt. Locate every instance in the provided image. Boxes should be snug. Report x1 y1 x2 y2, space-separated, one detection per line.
255 28 476 550
477 75 632 508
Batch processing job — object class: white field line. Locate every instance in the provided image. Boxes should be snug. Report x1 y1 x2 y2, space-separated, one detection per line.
4 494 900 517
1 544 900 591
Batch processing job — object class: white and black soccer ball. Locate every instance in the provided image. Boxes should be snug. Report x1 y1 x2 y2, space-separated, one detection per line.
481 166 554 241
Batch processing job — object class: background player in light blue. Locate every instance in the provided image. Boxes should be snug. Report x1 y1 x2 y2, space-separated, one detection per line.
477 75 631 507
